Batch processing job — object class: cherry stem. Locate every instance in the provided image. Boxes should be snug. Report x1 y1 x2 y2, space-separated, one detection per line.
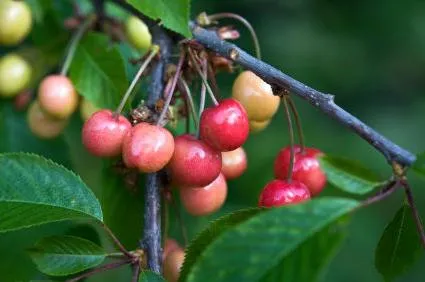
187 48 219 106
131 262 141 282
401 180 425 250
282 95 295 182
287 96 305 153
359 180 400 209
179 77 199 130
60 15 95 76
156 51 186 126
66 259 131 282
102 223 134 259
115 45 160 115
207 12 261 60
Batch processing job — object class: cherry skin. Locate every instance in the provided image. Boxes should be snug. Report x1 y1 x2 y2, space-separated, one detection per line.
122 122 175 173
163 238 182 260
38 75 78 119
125 16 152 51
27 101 68 139
180 173 227 216
168 134 222 187
0 53 32 98
200 98 249 152
80 98 99 121
232 71 280 122
258 179 310 207
163 249 185 282
82 110 132 157
0 0 32 46
221 147 247 180
249 119 271 134
274 145 327 196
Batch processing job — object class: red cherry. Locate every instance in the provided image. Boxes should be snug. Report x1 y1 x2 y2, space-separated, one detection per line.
274 145 327 196
199 98 249 152
180 173 227 216
168 134 222 187
258 179 310 207
122 122 174 173
221 147 247 180
82 109 131 157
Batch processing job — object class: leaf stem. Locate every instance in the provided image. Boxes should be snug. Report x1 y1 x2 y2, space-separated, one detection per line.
115 45 160 114
282 95 295 182
131 262 141 282
359 180 400 209
287 97 305 153
66 259 131 282
60 15 95 76
156 51 186 126
102 223 134 259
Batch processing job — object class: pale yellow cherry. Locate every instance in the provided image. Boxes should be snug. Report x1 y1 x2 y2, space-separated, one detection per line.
27 101 68 139
0 0 32 46
249 119 271 133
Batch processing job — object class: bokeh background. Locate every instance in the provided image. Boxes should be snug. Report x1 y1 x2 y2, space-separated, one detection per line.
1 0 424 281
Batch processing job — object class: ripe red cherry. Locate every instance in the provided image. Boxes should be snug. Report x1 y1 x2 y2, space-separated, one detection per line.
200 98 249 152
38 75 78 118
258 179 310 207
82 109 131 157
168 134 222 187
274 145 327 196
122 122 174 173
221 147 247 180
180 173 227 216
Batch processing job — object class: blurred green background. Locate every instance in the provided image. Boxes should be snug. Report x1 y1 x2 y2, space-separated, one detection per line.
1 0 425 281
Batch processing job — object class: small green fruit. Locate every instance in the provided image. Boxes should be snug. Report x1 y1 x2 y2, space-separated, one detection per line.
0 53 32 98
125 16 152 51
0 0 32 46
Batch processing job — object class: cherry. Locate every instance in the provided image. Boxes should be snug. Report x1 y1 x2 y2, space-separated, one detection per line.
125 16 152 51
232 71 280 122
249 119 271 134
80 98 99 121
200 98 249 152
163 239 182 260
180 173 227 216
38 75 78 119
163 249 185 282
168 134 222 187
82 109 132 157
0 53 32 98
258 179 310 207
274 145 327 196
122 122 174 173
0 0 32 46
221 147 247 180
27 101 68 139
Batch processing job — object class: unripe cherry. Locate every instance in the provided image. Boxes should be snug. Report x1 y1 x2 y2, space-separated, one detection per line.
232 71 279 122
274 145 327 196
163 239 182 260
258 179 310 207
38 75 78 119
125 16 152 51
27 101 68 139
80 98 99 121
0 53 32 98
0 0 32 46
163 249 185 282
168 134 222 187
82 109 131 157
249 119 271 134
200 98 249 152
180 173 227 216
221 147 247 180
122 122 174 173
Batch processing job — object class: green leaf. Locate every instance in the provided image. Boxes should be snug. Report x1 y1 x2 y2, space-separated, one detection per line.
28 235 105 276
320 155 383 194
0 153 103 232
69 33 127 109
127 0 191 38
375 204 422 281
183 197 358 282
139 271 166 282
412 152 425 178
261 217 349 281
180 208 262 281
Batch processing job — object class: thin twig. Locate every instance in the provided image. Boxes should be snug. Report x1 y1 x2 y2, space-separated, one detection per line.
131 262 141 282
66 259 131 282
401 180 425 250
359 180 400 209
